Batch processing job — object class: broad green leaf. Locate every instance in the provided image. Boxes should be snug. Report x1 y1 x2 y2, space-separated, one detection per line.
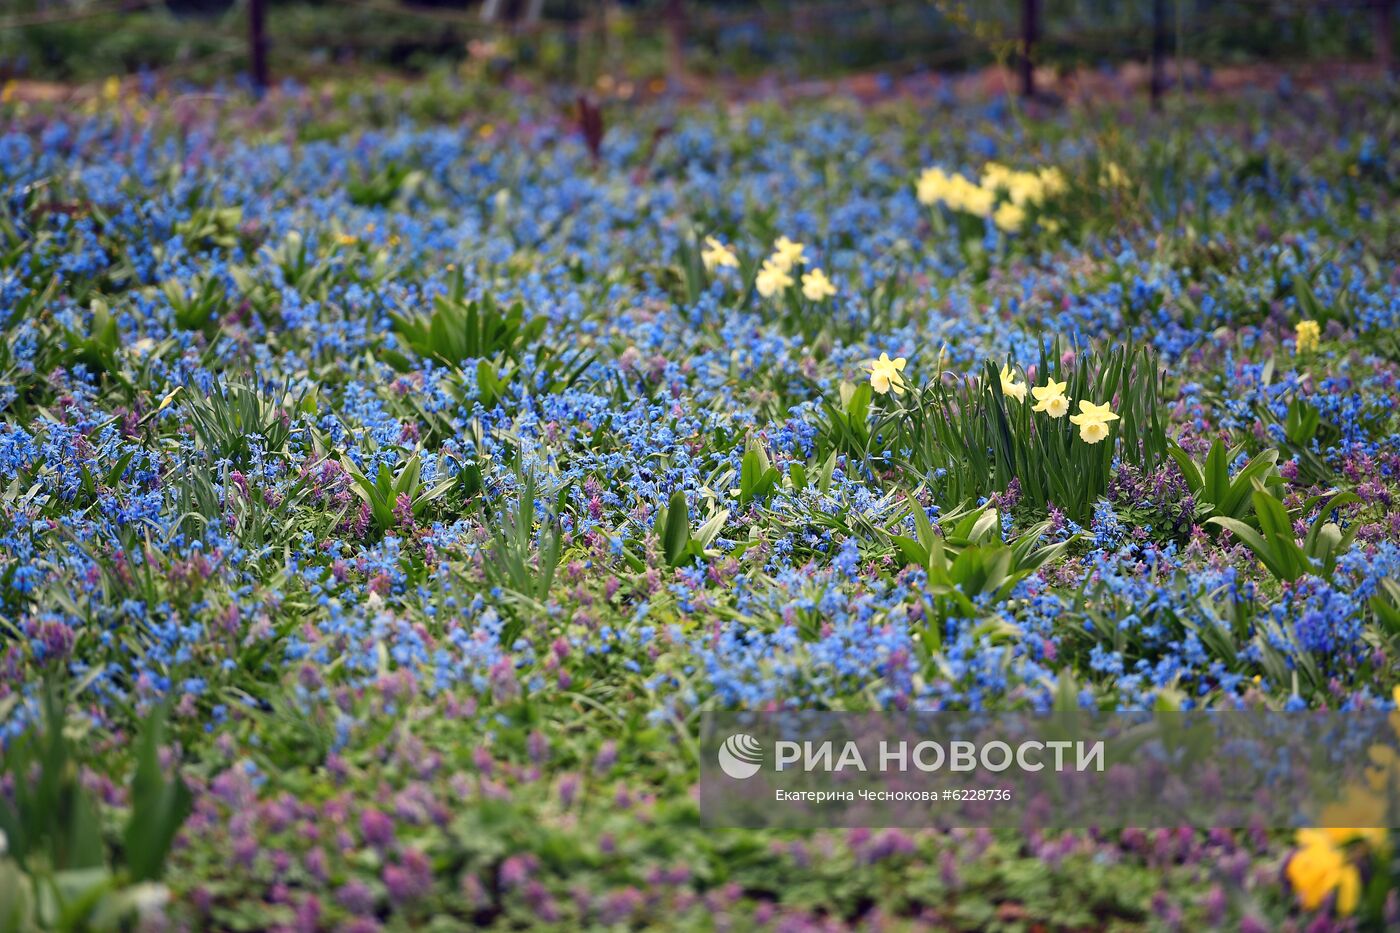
661 490 690 568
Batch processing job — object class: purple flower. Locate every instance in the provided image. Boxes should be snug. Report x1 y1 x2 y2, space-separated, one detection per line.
336 880 376 915
527 729 549 764
360 808 395 849
499 853 535 888
594 740 617 774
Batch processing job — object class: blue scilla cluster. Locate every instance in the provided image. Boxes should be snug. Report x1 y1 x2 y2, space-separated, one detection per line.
0 75 1398 930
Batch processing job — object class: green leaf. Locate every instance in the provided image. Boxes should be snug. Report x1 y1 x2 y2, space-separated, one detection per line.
692 509 730 551
1209 517 1292 582
1167 441 1203 494
911 502 936 552
661 490 690 568
890 534 929 571
817 451 838 494
1204 440 1228 508
393 455 421 498
123 705 192 882
1219 448 1279 518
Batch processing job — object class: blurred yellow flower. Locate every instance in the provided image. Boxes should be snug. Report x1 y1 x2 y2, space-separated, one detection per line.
755 259 794 298
771 236 806 271
1314 784 1389 851
1100 161 1130 189
1296 319 1321 354
1038 166 1067 197
103 76 121 103
1288 830 1361 915
916 167 950 206
920 162 1066 227
801 268 836 301
980 162 1013 189
866 353 907 396
1031 378 1069 417
993 201 1026 233
959 180 995 217
1 80 15 105
1366 744 1399 792
1389 684 1400 738
701 236 739 271
982 162 1045 207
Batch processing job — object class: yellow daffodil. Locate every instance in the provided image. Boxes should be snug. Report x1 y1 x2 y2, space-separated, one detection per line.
1078 421 1112 445
701 236 739 272
937 173 990 216
103 76 121 103
993 201 1026 233
1069 400 1119 444
1366 744 1399 792
1071 400 1119 422
919 162 1066 223
1315 784 1389 851
981 162 1012 188
1031 378 1069 417
1038 166 1067 197
1287 830 1361 915
771 236 806 272
1296 319 1321 354
755 259 794 298
1 80 15 105
998 364 1028 403
1099 161 1130 189
1007 177 1041 207
916 167 950 206
1389 684 1400 739
961 181 995 217
801 268 837 301
866 353 907 396
981 163 1054 208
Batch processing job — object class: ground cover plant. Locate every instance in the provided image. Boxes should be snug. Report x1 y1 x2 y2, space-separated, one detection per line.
0 74 1399 931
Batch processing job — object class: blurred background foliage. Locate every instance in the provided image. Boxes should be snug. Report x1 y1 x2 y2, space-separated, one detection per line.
0 0 1394 88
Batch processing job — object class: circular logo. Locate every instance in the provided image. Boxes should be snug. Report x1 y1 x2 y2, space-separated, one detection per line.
717 733 763 779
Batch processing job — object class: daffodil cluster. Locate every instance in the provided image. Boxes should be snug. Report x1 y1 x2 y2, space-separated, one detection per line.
752 236 837 302
916 162 1067 233
998 366 1118 444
